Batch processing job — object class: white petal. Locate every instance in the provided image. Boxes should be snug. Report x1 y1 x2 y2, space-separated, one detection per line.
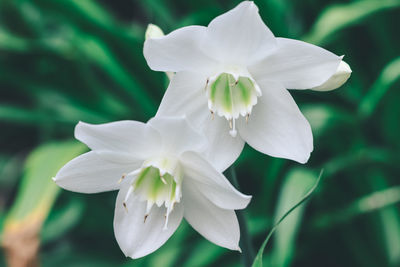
114 185 183 259
201 115 245 172
148 116 208 155
54 152 141 193
181 151 251 210
156 72 244 172
311 60 352 91
75 121 161 163
182 181 241 251
238 81 313 163
203 1 276 65
250 38 341 89
144 26 217 73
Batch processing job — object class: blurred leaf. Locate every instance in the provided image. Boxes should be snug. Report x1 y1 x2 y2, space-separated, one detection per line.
358 57 400 117
182 241 225 267
0 27 29 51
370 173 400 266
301 104 354 137
303 0 400 45
41 197 86 244
1 141 86 267
0 105 55 125
313 185 400 229
252 169 322 267
323 147 396 177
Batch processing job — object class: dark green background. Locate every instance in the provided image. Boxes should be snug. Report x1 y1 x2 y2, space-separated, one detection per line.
1 0 399 266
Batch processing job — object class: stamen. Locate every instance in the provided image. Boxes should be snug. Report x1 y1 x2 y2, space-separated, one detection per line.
163 202 175 230
204 78 209 91
229 118 237 137
160 175 167 184
146 201 154 215
229 119 233 129
144 214 149 223
246 114 249 123
210 110 214 120
124 186 134 203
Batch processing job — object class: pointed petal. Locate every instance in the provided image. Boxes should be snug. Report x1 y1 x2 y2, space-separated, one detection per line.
183 181 241 251
114 185 183 259
54 152 140 193
181 151 251 210
156 72 244 172
250 38 341 89
148 116 207 155
144 25 217 73
204 1 276 65
75 121 161 162
238 81 313 163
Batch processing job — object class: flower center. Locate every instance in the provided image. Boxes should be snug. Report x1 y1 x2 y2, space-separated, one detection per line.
206 72 261 137
122 156 182 230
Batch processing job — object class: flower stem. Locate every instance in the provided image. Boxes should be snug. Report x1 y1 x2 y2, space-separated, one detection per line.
229 166 255 267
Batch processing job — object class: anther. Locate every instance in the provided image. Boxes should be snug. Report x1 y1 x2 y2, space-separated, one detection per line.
210 110 214 120
118 173 127 184
204 78 209 91
229 119 233 129
160 175 167 184
246 114 249 123
123 202 128 213
144 214 149 223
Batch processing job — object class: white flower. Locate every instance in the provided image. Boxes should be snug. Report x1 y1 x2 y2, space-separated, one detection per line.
144 1 345 166
53 116 251 259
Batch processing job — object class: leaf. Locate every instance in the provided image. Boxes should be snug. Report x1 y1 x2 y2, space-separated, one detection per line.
251 169 323 267
303 0 400 45
358 57 400 118
313 185 400 230
1 141 86 267
41 197 86 244
301 104 353 138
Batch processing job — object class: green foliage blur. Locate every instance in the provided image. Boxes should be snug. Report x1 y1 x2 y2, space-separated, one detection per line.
1 0 399 266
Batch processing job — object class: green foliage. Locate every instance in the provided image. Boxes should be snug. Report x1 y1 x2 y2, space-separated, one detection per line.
252 170 322 267
2 141 86 230
0 0 399 266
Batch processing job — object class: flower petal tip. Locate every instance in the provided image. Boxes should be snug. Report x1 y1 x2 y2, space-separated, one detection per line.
311 60 352 92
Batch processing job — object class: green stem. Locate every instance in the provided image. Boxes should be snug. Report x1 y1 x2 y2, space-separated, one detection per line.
229 166 255 267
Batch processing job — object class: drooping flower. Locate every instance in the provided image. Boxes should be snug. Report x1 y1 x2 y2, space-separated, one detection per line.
144 1 350 167
53 116 251 258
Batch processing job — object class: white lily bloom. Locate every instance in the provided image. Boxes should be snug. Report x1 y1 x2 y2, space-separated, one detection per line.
144 1 345 167
54 117 251 258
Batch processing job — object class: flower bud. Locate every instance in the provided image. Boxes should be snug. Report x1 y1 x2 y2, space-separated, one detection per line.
145 24 165 40
311 60 352 91
145 24 175 81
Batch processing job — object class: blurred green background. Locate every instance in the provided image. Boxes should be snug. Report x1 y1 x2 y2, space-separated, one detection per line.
0 0 399 266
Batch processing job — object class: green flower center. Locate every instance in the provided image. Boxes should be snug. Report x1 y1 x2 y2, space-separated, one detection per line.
122 157 182 229
206 72 261 137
